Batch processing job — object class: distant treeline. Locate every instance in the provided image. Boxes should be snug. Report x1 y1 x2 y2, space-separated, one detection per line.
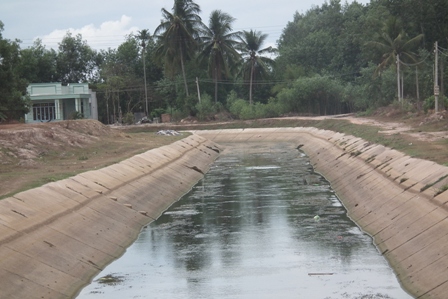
1 0 448 123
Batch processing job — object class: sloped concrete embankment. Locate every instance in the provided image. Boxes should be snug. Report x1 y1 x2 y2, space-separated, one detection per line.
195 128 448 299
0 135 220 299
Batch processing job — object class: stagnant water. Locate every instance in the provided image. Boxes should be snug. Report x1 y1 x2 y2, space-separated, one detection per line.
77 142 414 299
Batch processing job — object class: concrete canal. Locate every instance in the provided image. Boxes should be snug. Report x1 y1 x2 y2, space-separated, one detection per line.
77 142 412 299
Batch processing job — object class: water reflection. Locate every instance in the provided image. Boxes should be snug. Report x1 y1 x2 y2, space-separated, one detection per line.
77 142 413 299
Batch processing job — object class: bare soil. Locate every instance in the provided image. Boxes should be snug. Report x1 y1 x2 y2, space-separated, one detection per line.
0 119 185 199
1 109 448 199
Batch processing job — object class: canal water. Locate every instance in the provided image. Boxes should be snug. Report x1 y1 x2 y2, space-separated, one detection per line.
77 142 413 299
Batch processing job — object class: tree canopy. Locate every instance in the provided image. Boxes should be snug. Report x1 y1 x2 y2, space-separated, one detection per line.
1 0 448 123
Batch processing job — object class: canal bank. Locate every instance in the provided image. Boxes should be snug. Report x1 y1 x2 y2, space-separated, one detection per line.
1 127 448 298
0 135 220 299
194 128 448 299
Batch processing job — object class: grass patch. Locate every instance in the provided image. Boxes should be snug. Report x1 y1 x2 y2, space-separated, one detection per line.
435 185 448 197
366 155 377 163
420 174 448 192
350 150 362 157
400 178 409 183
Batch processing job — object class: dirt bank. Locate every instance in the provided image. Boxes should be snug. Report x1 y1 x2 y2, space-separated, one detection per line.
194 128 448 299
0 119 185 199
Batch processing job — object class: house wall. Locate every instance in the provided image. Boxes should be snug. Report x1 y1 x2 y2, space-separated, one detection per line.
25 83 97 123
89 90 98 120
27 83 62 96
63 99 76 119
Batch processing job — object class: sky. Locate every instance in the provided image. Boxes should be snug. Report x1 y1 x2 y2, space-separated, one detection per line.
0 0 370 51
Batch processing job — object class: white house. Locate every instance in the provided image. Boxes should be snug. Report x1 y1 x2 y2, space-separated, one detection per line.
24 83 98 123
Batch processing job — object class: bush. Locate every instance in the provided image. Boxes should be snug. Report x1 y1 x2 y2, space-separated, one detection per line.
123 112 134 125
423 95 448 113
195 94 217 121
70 111 84 120
150 108 165 119
275 75 346 115
169 107 188 122
229 98 248 118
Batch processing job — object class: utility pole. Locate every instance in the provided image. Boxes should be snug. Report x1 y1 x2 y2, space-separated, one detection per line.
396 54 401 102
435 41 439 113
196 77 201 103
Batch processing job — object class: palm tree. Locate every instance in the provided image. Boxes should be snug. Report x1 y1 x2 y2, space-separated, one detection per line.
367 17 423 101
198 10 241 103
369 17 423 71
136 29 151 116
154 0 203 97
239 30 275 105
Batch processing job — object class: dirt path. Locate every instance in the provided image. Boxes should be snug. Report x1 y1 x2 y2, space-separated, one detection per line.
280 113 448 142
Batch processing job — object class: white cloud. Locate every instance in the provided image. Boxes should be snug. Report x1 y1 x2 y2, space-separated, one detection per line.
37 15 140 51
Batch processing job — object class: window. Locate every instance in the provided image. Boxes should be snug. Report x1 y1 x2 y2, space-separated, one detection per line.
33 103 55 121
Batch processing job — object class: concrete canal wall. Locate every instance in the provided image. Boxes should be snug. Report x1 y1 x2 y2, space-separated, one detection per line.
2 127 448 299
0 135 220 299
194 128 448 299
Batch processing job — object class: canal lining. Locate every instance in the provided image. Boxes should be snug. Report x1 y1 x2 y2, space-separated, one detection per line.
1 127 448 299
194 128 448 299
0 135 220 299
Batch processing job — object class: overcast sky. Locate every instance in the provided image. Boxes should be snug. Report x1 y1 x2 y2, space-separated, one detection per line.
1 0 370 51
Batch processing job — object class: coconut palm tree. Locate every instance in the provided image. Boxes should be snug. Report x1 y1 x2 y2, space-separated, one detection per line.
198 10 241 103
154 0 203 97
369 17 423 72
239 30 275 105
136 29 151 116
367 17 423 101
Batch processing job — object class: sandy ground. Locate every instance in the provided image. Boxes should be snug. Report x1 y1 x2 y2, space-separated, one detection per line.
0 119 185 198
1 112 447 198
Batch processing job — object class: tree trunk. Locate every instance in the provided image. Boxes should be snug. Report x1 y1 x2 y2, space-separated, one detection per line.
441 57 444 110
397 54 401 102
249 59 254 105
143 48 148 116
416 67 419 101
214 68 218 103
179 47 189 97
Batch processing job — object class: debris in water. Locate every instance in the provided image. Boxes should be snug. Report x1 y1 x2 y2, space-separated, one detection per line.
314 215 320 222
97 274 124 285
308 273 334 276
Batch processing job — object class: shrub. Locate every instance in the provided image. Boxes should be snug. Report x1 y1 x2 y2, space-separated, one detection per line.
123 112 134 125
150 108 165 119
423 95 448 113
229 99 249 118
195 94 217 121
70 111 84 120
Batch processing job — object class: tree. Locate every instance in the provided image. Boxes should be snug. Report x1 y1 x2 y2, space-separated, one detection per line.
136 29 151 115
367 17 423 101
368 17 423 72
376 0 448 49
276 0 346 76
154 0 203 97
239 30 275 105
18 39 57 83
198 10 241 103
56 32 98 83
0 21 29 121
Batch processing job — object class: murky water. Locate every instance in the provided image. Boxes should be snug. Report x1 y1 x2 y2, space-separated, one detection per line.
77 142 413 299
